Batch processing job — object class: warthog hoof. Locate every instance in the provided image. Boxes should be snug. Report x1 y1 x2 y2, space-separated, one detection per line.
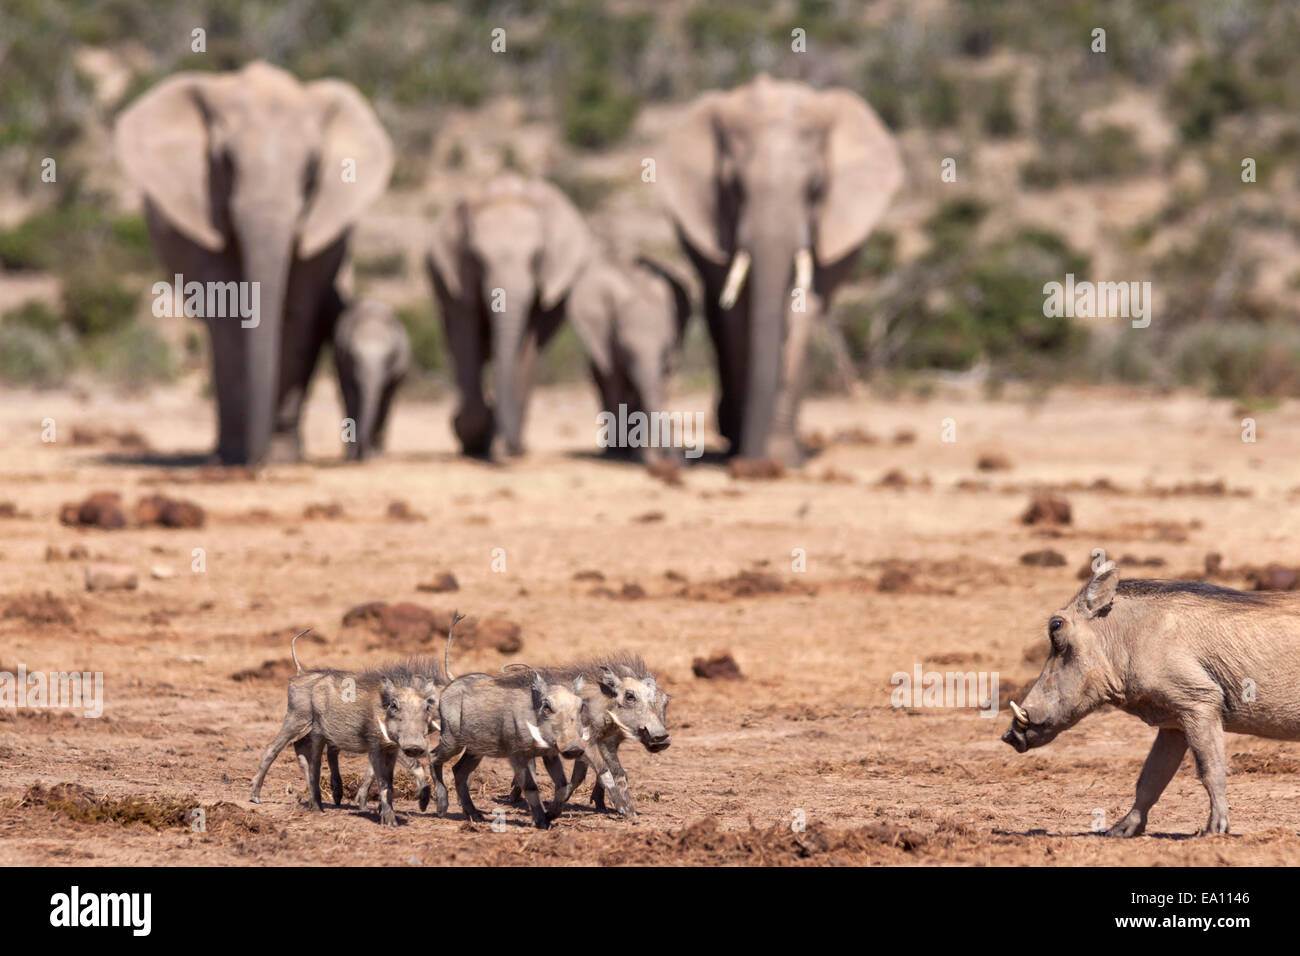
1199 812 1229 836
1105 814 1145 838
418 786 431 812
248 795 261 804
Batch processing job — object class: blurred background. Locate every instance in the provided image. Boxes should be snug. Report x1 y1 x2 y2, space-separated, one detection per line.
2 0 1298 405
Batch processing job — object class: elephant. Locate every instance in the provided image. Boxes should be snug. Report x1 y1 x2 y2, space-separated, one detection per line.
425 173 592 459
658 73 902 465
114 61 394 465
334 299 410 461
566 254 691 463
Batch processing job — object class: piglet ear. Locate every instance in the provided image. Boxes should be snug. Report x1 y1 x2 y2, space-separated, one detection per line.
599 667 619 697
531 672 547 710
1079 561 1120 617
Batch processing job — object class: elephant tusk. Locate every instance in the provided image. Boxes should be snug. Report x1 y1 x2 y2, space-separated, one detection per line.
718 250 751 310
1009 700 1030 728
793 247 813 295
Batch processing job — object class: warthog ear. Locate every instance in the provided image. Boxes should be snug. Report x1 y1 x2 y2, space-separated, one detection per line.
573 674 585 694
531 672 547 711
380 677 395 705
599 667 619 697
644 676 658 701
1080 560 1120 617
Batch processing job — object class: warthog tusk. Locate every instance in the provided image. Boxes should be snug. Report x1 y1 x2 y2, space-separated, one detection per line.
607 712 635 740
718 250 751 309
1009 700 1029 728
526 721 547 748
376 714 393 744
794 247 813 294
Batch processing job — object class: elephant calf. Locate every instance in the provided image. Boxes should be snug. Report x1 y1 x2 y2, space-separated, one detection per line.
568 255 691 465
334 299 410 461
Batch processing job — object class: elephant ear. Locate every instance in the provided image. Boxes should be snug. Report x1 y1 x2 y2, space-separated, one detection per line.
299 79 394 259
426 199 468 302
114 72 223 252
658 91 728 264
565 260 616 377
814 88 903 267
530 180 591 310
635 256 692 341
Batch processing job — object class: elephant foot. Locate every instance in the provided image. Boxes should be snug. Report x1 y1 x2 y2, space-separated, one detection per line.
768 434 806 468
454 407 494 458
267 432 302 464
490 434 524 462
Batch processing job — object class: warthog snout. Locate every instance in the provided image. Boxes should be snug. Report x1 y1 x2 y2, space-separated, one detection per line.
1001 725 1028 753
560 742 585 759
403 744 427 758
640 728 671 752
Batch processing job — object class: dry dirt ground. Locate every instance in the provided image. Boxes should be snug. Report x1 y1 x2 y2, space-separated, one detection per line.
3 379 1300 866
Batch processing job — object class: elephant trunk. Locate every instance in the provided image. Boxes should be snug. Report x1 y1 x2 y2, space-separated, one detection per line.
349 352 386 461
487 276 532 457
737 237 798 459
237 229 293 466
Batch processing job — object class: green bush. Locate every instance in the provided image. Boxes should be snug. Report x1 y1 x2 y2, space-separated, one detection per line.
353 250 408 279
561 68 639 150
396 301 445 375
0 322 74 387
0 205 152 273
83 321 175 385
60 272 139 338
2 299 61 335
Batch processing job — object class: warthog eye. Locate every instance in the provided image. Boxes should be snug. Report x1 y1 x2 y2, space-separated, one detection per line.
1048 616 1066 649
624 692 636 704
540 702 553 717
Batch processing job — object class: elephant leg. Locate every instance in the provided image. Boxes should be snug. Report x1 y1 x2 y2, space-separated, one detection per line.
705 301 746 454
272 247 346 463
443 300 493 457
204 315 251 464
371 375 402 454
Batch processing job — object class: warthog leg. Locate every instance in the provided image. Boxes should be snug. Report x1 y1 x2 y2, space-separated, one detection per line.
1183 710 1230 835
592 741 635 816
295 734 326 812
452 751 486 823
509 755 549 830
248 711 311 802
327 746 344 807
1107 727 1187 837
355 752 431 811
542 755 569 821
368 745 399 828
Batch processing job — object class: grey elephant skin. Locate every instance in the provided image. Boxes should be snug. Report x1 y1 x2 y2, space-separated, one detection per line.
568 255 690 464
425 174 592 459
1003 562 1300 837
659 74 902 465
334 299 410 460
115 61 393 465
